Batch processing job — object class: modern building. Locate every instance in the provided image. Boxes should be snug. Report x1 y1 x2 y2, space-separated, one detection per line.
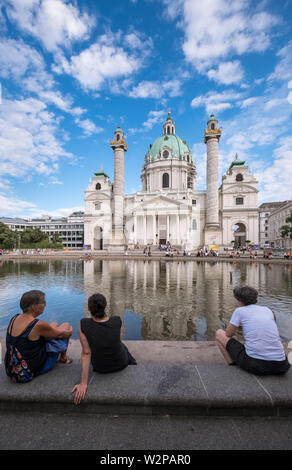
84 112 259 250
259 201 289 247
268 201 292 249
0 212 84 249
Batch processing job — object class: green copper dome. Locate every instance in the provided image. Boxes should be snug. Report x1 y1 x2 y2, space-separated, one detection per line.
146 134 191 161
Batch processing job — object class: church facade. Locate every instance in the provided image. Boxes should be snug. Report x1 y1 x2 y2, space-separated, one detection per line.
84 113 259 251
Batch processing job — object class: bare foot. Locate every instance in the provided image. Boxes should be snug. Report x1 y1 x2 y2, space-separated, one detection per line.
58 354 73 364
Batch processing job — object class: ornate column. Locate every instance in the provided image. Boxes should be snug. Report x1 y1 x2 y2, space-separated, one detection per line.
204 114 221 229
110 126 128 248
176 214 179 244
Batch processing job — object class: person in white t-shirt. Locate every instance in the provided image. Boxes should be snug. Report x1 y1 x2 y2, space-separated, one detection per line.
216 286 290 375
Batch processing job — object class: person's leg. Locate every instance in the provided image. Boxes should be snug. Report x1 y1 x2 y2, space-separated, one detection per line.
57 322 72 363
215 329 235 365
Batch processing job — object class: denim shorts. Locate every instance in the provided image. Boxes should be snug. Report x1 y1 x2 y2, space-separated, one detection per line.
36 338 68 376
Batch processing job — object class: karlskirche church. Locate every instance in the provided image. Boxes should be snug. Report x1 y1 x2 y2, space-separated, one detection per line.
84 112 259 251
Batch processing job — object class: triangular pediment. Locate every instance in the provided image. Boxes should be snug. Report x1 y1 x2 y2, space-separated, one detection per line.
135 194 188 210
222 183 258 194
85 191 111 202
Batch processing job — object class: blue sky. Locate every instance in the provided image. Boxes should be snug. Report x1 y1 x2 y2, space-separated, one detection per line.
0 0 292 218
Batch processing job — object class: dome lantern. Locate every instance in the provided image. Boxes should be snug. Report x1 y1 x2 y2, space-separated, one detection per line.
163 109 176 136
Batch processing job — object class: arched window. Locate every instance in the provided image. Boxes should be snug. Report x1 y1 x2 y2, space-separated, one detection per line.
211 123 215 130
167 126 170 135
236 173 243 182
162 173 169 188
96 183 101 190
116 134 120 141
163 150 169 159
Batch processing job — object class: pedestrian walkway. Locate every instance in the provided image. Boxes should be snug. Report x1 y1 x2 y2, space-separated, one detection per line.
1 341 292 450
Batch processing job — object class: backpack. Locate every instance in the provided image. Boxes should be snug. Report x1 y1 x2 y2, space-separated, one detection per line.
5 344 34 384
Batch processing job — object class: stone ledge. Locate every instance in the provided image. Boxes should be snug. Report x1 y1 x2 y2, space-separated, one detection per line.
0 362 291 418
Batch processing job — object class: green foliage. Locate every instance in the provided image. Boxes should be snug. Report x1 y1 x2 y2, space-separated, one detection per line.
280 210 292 239
0 223 18 249
0 224 64 249
20 228 49 247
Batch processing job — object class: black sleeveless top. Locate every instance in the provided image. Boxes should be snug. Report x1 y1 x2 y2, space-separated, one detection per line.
80 316 129 373
5 315 48 374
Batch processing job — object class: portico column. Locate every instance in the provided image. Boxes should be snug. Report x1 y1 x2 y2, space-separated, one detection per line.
143 214 147 245
186 214 189 240
153 214 156 244
166 215 170 243
134 214 137 243
176 214 179 244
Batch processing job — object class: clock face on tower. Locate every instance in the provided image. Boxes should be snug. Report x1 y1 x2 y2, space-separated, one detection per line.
163 150 169 158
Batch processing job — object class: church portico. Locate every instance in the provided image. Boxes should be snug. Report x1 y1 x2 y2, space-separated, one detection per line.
132 208 191 247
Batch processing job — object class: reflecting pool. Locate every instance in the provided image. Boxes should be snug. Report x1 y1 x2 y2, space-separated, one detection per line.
0 259 291 342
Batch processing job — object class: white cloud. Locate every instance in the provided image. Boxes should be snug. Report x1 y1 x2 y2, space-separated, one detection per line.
268 41 292 82
129 80 182 99
53 28 153 93
3 0 95 52
191 90 243 114
129 110 166 134
163 0 279 77
0 97 73 178
255 136 292 202
54 40 142 92
264 98 286 111
0 194 37 216
207 61 244 85
74 118 104 137
0 38 44 80
239 97 259 109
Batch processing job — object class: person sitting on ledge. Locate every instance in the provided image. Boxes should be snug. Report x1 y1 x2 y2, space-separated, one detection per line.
5 290 73 383
215 286 290 376
72 293 137 405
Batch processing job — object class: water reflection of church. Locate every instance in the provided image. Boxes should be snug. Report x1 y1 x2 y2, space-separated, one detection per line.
83 259 260 341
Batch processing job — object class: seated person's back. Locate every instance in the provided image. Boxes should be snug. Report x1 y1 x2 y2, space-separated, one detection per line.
80 315 129 373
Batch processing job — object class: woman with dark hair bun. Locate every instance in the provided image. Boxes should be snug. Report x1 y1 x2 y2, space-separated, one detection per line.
72 293 136 405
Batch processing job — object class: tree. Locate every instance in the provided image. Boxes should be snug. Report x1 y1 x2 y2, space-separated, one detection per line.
51 233 62 244
0 223 18 249
280 210 292 239
21 228 49 246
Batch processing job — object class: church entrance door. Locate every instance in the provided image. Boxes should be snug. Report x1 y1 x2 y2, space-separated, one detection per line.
159 229 167 245
233 223 246 248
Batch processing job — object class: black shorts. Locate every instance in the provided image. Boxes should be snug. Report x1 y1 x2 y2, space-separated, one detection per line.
226 338 290 376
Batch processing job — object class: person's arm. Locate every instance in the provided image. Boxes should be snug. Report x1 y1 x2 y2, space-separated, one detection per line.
37 321 72 339
225 323 238 338
72 325 92 405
